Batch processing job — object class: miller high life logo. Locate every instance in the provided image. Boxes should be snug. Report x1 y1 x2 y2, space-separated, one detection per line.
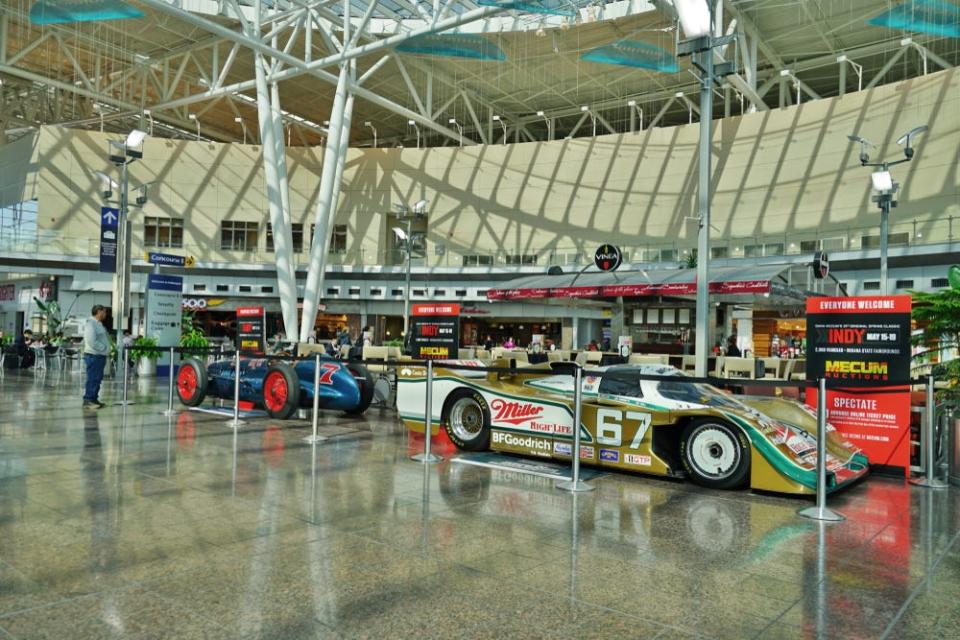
491 399 544 425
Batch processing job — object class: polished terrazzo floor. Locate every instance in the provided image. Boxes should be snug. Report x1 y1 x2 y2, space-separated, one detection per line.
1 368 958 640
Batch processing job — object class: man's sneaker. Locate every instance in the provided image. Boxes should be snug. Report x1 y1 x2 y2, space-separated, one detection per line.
82 401 99 410
94 401 106 408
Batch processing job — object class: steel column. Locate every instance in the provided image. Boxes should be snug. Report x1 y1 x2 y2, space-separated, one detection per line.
253 47 298 342
300 63 351 341
270 74 298 340
314 61 357 308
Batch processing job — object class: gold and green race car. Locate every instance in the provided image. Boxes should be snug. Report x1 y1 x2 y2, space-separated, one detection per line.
398 362 869 495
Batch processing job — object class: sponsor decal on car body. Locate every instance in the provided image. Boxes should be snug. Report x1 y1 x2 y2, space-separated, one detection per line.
492 431 552 457
600 449 620 462
579 445 595 460
624 453 652 466
553 442 572 456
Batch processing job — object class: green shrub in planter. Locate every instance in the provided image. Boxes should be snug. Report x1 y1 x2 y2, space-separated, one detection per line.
180 328 209 356
129 336 160 361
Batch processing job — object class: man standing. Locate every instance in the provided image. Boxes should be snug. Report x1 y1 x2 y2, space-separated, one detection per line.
83 305 110 409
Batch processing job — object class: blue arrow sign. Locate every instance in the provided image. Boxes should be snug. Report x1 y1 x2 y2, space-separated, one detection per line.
147 252 186 267
99 206 119 273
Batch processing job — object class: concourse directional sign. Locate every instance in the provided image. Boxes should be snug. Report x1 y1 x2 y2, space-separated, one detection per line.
145 252 196 268
99 207 119 273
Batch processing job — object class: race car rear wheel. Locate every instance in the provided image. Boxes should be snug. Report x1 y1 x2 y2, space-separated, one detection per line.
345 364 375 416
680 418 750 490
262 362 301 419
177 358 208 407
443 388 490 452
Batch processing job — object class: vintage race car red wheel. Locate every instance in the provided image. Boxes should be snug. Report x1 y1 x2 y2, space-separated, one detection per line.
261 362 300 419
177 358 208 407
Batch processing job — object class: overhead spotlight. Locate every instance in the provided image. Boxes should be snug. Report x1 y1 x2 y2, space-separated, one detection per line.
392 226 408 241
407 119 415 125
674 0 711 39
847 134 875 165
580 105 589 112
627 100 637 107
871 170 893 193
897 125 928 160
536 110 545 117
535 24 545 37
674 91 685 98
559 17 569 30
780 69 791 77
412 199 429 214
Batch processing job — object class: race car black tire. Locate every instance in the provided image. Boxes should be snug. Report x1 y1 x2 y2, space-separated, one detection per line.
680 418 751 490
345 364 375 416
442 388 491 452
176 358 208 407
261 362 301 420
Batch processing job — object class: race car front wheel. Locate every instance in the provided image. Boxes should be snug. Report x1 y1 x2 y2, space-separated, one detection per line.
262 362 301 419
443 389 491 452
680 419 750 490
177 358 208 407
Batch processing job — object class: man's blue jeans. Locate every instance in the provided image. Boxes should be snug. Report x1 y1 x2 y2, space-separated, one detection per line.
84 354 107 402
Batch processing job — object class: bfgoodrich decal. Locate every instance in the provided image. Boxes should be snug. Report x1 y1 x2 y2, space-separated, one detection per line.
492 431 552 457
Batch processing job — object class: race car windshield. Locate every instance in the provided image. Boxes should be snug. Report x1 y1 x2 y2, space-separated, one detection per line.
657 380 747 411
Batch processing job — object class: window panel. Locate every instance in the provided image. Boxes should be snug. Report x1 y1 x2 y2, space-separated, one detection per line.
143 217 183 248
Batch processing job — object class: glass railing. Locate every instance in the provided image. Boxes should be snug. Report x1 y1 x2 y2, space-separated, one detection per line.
2 214 955 270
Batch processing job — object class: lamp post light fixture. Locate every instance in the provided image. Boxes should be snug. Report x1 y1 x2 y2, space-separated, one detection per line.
364 121 377 148
93 103 104 133
448 117 463 147
393 202 429 343
188 113 200 140
97 128 149 374
492 115 507 145
672 0 738 377
627 99 643 133
848 125 928 294
143 109 154 136
407 119 420 149
536 110 552 140
233 116 247 144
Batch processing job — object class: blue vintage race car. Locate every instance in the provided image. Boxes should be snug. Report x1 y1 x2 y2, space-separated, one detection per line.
176 356 374 419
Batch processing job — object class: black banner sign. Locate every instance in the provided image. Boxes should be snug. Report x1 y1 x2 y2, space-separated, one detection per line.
411 303 460 360
805 296 911 387
236 306 265 353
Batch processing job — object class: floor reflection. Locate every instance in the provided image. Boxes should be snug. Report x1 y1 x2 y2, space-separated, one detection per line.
0 371 956 639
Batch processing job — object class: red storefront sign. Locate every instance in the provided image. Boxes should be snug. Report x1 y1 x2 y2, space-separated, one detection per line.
485 279 771 300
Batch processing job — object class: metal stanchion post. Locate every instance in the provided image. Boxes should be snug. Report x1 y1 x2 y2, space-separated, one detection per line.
911 374 948 488
799 378 844 521
163 347 176 416
556 365 594 492
304 353 327 444
412 360 442 463
116 343 134 405
226 350 243 429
